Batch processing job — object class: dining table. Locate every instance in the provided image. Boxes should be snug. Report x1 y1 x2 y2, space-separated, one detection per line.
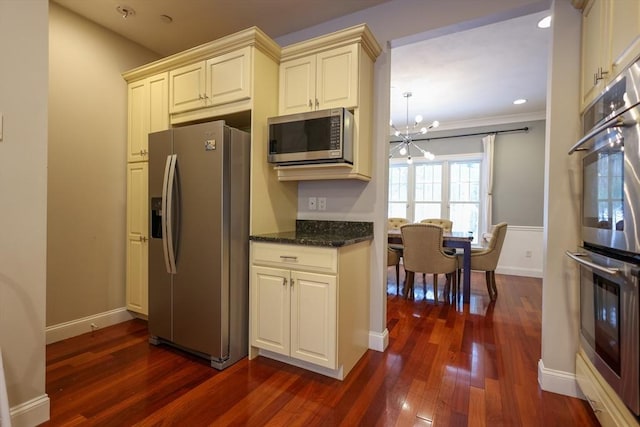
388 229 473 304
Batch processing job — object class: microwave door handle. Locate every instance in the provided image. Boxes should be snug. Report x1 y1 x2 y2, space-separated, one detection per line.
565 251 619 275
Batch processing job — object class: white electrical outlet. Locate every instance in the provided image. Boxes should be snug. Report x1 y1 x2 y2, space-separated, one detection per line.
318 197 327 211
308 197 317 210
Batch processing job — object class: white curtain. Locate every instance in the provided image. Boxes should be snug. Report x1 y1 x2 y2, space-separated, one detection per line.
481 134 495 240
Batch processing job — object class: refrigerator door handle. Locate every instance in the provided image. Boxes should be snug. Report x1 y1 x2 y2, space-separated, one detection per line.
162 154 178 274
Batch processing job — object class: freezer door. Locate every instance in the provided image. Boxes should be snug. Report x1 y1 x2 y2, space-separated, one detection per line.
171 121 229 358
148 129 173 341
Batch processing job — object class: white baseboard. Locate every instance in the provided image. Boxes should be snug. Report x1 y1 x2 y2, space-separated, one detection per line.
538 359 583 399
496 266 543 278
46 307 135 344
10 394 50 427
368 328 389 352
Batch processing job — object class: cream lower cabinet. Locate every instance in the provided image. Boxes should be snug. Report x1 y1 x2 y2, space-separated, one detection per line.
126 162 148 315
251 266 337 368
249 240 370 379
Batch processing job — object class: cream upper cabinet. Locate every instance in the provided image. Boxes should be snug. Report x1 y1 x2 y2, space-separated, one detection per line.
169 62 207 113
275 24 381 181
581 0 609 109
206 46 252 107
170 47 251 114
279 44 358 115
609 0 640 73
127 73 169 162
581 0 640 109
249 240 369 379
126 162 149 315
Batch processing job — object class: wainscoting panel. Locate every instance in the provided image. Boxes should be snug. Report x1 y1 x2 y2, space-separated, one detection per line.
495 225 543 278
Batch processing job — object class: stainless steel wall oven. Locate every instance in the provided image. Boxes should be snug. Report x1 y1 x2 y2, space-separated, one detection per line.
568 59 640 418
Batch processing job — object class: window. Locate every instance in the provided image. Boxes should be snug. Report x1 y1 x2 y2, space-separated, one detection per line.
388 155 482 241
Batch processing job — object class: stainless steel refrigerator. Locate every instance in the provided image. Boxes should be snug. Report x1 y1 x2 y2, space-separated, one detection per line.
147 120 250 369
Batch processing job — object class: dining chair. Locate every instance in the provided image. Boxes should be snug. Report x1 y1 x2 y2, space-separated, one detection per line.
388 217 409 230
419 218 453 233
400 223 458 302
457 222 508 301
387 246 402 295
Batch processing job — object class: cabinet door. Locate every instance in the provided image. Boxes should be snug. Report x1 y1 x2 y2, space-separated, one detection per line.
610 0 640 71
279 55 316 114
206 46 251 107
128 79 148 162
251 266 290 356
128 73 168 162
169 61 206 113
126 162 149 314
316 44 359 110
581 0 609 108
290 271 337 369
148 73 169 134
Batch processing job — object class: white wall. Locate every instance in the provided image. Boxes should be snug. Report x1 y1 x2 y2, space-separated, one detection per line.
0 0 50 425
277 0 552 351
48 3 160 327
539 0 583 397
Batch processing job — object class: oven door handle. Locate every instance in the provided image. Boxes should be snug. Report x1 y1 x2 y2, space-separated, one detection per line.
568 115 626 154
565 251 619 275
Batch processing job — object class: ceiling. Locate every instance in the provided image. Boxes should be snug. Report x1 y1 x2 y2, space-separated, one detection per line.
390 10 550 132
52 0 550 132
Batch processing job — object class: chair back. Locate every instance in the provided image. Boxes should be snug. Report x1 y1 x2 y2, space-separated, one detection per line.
475 222 508 270
388 217 409 230
400 223 456 274
387 247 400 267
419 218 453 233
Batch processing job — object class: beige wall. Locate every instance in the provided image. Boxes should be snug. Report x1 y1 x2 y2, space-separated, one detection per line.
47 3 160 326
0 0 49 424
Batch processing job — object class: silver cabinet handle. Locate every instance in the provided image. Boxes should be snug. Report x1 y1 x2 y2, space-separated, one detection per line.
291 278 294 287
279 255 298 261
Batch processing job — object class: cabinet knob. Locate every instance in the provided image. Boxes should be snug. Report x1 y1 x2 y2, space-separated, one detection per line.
315 98 319 109
290 278 294 287
139 235 147 242
308 99 313 108
282 278 287 286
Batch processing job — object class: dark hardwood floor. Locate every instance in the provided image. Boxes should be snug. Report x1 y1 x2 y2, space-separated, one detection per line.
42 271 600 426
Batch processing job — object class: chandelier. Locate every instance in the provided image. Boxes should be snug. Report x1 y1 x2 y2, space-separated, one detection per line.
389 91 439 163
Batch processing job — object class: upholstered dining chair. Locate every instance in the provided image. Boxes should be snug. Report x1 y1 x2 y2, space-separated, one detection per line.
458 222 508 301
420 218 453 233
388 217 409 230
400 223 458 302
387 247 402 295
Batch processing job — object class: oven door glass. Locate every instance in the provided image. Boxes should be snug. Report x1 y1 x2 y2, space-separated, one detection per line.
583 139 624 231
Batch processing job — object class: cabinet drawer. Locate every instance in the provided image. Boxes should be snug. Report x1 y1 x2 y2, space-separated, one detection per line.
251 242 337 274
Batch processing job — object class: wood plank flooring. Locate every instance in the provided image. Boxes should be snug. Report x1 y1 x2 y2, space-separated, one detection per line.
42 271 600 426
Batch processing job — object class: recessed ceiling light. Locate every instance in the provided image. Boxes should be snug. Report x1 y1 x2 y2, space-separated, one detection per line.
538 15 551 29
513 98 527 105
116 5 135 19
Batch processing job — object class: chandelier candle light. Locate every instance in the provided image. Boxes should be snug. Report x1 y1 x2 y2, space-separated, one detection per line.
389 91 439 163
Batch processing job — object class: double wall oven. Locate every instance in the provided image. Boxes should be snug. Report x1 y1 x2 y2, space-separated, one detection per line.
567 59 640 418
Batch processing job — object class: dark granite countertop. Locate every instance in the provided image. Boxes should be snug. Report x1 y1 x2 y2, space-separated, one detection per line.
250 220 373 247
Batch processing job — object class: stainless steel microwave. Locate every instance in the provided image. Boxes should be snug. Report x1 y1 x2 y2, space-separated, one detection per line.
267 107 353 165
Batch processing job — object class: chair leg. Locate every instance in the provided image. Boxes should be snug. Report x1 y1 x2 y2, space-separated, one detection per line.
490 270 498 299
444 273 452 304
395 264 400 295
485 271 496 300
404 271 415 300
433 274 438 303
